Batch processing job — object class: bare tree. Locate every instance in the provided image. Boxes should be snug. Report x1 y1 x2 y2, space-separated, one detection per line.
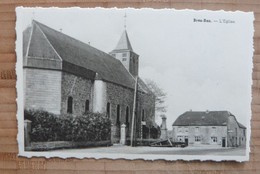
145 79 167 118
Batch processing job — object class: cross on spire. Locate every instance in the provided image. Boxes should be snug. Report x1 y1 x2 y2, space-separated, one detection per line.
124 12 127 29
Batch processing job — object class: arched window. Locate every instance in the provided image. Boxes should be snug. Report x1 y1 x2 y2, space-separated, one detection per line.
126 106 129 125
85 100 89 113
116 105 120 125
67 97 73 114
106 102 110 118
142 109 145 121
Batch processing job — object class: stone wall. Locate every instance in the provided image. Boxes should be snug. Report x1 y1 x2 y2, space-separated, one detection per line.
227 116 246 147
106 82 135 143
61 72 93 115
238 127 246 147
27 140 111 151
136 91 156 138
172 126 227 147
105 81 156 142
24 68 62 114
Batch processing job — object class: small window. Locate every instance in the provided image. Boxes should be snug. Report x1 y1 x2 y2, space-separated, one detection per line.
85 100 89 113
122 58 127 61
211 137 217 143
111 54 116 57
177 136 183 142
185 127 188 132
67 97 73 114
195 136 201 142
178 127 182 132
116 105 120 125
212 127 216 133
142 109 145 121
122 53 127 57
106 103 110 118
195 127 200 132
126 106 129 125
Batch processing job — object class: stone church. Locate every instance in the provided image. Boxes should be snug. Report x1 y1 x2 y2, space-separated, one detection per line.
23 20 156 143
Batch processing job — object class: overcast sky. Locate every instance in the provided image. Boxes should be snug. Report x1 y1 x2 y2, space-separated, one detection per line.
17 7 254 129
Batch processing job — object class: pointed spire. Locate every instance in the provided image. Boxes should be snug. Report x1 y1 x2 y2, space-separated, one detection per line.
113 30 133 51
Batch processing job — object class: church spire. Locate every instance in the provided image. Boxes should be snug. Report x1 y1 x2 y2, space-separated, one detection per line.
109 14 139 77
113 30 133 51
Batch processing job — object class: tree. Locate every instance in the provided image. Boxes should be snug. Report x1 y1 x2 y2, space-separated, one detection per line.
145 79 167 118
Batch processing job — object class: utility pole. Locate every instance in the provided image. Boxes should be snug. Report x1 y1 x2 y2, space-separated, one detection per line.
130 77 138 146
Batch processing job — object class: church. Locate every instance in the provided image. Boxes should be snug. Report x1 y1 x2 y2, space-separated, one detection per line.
23 20 156 144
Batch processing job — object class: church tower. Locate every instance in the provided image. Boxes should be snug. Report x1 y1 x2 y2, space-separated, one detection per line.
109 30 139 77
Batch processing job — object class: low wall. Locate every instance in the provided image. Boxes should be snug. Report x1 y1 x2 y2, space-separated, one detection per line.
26 140 112 151
126 138 160 146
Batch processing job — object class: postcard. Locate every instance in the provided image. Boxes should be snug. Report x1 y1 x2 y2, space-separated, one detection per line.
16 7 254 161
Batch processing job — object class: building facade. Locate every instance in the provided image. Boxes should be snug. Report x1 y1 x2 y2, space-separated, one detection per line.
172 111 246 147
23 20 156 144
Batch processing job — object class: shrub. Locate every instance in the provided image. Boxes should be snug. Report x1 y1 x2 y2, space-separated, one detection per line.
142 125 161 139
71 112 111 142
24 109 60 141
24 109 111 142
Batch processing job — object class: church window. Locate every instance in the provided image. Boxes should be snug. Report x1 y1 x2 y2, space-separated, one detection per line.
85 100 89 113
116 105 120 125
126 106 129 125
106 103 110 118
122 53 127 57
142 109 145 121
67 97 73 114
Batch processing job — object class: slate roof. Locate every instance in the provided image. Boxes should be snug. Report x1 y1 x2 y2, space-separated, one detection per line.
172 111 245 127
24 20 138 90
238 122 247 129
112 30 133 51
137 77 153 94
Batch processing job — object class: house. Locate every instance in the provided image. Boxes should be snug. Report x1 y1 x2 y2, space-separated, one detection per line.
23 20 156 144
172 111 246 147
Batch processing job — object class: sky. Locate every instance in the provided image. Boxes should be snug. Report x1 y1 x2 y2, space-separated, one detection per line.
16 7 254 129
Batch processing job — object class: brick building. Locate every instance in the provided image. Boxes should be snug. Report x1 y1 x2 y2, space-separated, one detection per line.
172 111 246 147
23 20 156 143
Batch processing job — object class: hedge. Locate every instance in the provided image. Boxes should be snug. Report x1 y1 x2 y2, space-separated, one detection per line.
24 109 111 142
142 125 161 139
